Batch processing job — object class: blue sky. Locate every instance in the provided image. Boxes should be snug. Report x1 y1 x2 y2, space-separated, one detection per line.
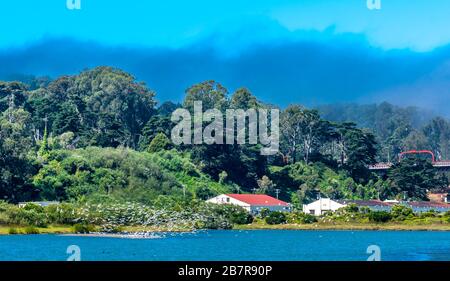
1 0 450 114
2 0 450 51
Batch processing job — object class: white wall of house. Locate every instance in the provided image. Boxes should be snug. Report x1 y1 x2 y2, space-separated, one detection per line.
206 194 251 212
250 205 291 214
206 194 291 214
302 198 345 216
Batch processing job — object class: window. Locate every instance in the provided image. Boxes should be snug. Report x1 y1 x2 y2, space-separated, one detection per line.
309 210 315 215
226 197 230 203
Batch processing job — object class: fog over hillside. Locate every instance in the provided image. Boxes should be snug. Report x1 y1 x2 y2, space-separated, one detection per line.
1 31 450 116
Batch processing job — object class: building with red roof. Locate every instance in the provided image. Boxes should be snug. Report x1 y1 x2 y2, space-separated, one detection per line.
206 194 291 214
303 198 450 216
428 192 449 203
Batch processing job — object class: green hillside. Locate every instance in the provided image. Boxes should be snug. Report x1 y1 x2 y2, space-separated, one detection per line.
0 66 449 207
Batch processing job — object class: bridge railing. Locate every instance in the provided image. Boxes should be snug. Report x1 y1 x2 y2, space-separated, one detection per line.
433 161 450 167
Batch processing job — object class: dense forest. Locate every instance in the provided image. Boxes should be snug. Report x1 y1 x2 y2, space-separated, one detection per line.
318 103 450 162
1 66 449 207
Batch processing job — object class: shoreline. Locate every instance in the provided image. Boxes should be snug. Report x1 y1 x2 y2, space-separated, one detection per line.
2 222 450 236
234 223 450 231
60 232 168 239
0 225 194 236
0 225 199 237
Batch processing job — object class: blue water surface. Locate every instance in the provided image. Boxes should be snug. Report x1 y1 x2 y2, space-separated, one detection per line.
0 230 449 261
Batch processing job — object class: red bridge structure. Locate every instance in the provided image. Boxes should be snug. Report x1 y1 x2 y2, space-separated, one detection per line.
369 150 450 171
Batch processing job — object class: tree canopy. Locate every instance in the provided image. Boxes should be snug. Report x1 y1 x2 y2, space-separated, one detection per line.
0 67 448 204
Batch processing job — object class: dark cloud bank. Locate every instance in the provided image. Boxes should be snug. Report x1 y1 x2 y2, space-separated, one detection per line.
1 34 450 115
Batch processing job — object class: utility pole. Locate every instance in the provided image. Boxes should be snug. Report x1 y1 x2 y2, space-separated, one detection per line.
275 189 280 199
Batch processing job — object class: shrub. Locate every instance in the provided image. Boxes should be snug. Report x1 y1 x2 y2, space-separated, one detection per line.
24 226 40 234
99 224 123 233
8 228 19 235
259 208 271 219
320 206 367 223
287 212 317 224
265 211 287 225
206 204 253 225
45 203 78 225
344 204 359 213
23 203 45 212
229 210 253 225
419 210 437 218
368 211 392 223
195 186 217 200
201 217 232 230
147 133 172 153
73 224 95 234
391 205 414 221
0 212 9 224
302 214 318 224
6 206 48 227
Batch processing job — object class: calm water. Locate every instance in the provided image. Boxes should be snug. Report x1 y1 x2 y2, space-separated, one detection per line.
0 230 450 261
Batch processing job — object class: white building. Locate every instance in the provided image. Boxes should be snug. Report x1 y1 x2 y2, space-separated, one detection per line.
302 198 346 216
207 194 291 214
303 198 450 216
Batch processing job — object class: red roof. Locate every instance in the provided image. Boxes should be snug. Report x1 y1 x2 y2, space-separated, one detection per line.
226 194 289 206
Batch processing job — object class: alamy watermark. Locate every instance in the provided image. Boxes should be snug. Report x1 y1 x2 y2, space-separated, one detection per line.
171 101 279 155
367 245 381 261
367 0 381 10
66 0 81 10
67 245 81 261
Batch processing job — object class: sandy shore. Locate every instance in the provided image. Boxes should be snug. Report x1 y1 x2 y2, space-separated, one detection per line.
60 232 168 239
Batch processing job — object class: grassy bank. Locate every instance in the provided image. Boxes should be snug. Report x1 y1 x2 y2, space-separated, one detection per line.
233 222 450 231
0 225 74 235
0 224 198 235
2 222 450 235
